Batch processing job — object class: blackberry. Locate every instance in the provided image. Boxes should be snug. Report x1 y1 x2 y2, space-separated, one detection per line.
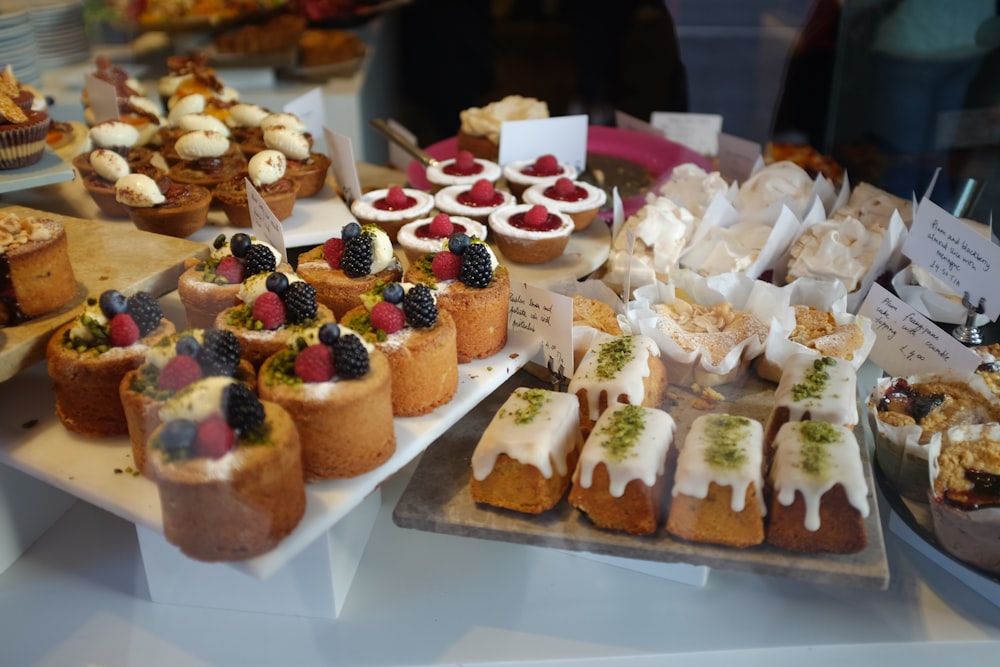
281 281 318 323
402 283 437 328
99 289 128 318
198 329 242 376
334 333 370 379
243 243 277 276
126 292 164 336
175 334 201 358
265 271 289 295
158 419 196 459
459 242 493 288
230 233 252 258
382 282 404 304
318 322 341 346
341 232 373 278
223 382 265 433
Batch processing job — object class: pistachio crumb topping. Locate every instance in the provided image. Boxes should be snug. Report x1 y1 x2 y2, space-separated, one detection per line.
798 420 840 476
509 388 549 425
595 336 636 381
599 404 645 462
791 356 835 402
703 414 751 470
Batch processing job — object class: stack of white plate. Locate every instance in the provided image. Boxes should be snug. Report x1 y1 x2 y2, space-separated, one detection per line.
0 10 40 86
0 0 91 77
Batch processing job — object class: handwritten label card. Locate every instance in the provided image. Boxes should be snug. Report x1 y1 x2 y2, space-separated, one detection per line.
859 283 980 379
284 88 326 152
84 74 119 124
498 115 588 171
508 282 574 378
324 128 361 206
650 111 723 156
902 196 1000 320
717 132 761 184
246 178 287 262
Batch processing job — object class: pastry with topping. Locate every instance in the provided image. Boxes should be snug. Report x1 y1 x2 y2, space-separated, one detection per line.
501 153 578 200
350 184 435 242
435 178 516 226
488 203 573 265
73 120 157 179
457 95 549 161
213 149 301 228
424 149 501 193
167 129 246 188
262 118 331 198
0 65 51 170
81 148 163 218
0 212 77 326
522 176 607 231
396 212 487 264
116 172 212 238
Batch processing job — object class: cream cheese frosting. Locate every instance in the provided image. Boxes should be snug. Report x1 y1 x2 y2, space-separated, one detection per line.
89 120 139 149
90 149 130 182
248 149 287 187
116 173 165 208
175 130 230 160
264 126 310 161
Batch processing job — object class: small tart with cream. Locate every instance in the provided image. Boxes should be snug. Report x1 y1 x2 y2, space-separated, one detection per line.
488 203 573 265
396 213 487 263
350 184 435 242
501 153 579 200
522 176 607 231
213 149 301 228
424 150 501 192
434 178 516 225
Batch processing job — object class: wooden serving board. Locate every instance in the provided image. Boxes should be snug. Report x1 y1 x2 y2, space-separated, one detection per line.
0 205 209 383
393 368 891 590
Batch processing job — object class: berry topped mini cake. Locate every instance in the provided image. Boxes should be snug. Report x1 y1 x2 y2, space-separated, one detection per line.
0 211 77 326
424 149 501 192
213 149 301 228
296 222 403 320
146 377 306 562
522 176 607 231
215 269 336 368
434 178 516 226
501 153 579 200
403 232 510 363
258 322 396 480
350 185 435 243
397 212 487 263
47 289 175 437
488 203 574 264
341 281 458 416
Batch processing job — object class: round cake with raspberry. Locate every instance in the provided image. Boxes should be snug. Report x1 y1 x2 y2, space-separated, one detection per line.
396 212 487 263
146 376 306 562
424 149 501 192
404 232 510 363
341 281 458 416
296 222 403 320
258 322 396 480
501 154 579 200
434 178 516 225
522 176 607 231
349 185 434 243
488 203 574 264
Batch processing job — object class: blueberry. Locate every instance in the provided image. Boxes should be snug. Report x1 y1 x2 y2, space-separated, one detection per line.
447 232 471 256
230 233 252 258
341 222 361 241
382 282 405 304
175 335 201 358
318 323 341 346
98 290 128 318
159 419 196 457
265 271 289 294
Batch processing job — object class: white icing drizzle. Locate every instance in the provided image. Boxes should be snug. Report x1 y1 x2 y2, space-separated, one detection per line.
567 332 661 422
770 421 871 531
471 388 580 481
575 403 675 497
774 353 858 425
672 413 766 515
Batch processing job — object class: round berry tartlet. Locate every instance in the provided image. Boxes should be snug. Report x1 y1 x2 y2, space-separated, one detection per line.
146 376 306 562
404 232 510 363
434 178 516 225
296 222 403 320
396 212 487 264
350 184 435 243
424 149 501 192
258 322 396 480
522 176 607 231
46 289 175 437
501 153 579 200
341 281 458 416
488 203 574 265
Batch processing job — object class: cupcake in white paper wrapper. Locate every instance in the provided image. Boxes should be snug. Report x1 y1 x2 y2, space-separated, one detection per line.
736 160 832 221
655 162 734 219
866 372 1000 501
928 423 1000 575
834 180 914 230
750 277 876 383
629 279 770 387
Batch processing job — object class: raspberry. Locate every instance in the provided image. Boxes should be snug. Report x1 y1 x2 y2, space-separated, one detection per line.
402 283 437 328
523 204 549 229
252 291 286 329
427 213 454 238
553 177 577 197
431 251 461 281
468 178 495 205
157 354 203 391
108 313 140 347
459 242 494 288
198 329 242 376
281 280 318 323
127 292 163 336
455 150 476 172
534 154 559 175
384 185 410 209
194 415 236 459
341 231 373 278
223 382 265 433
294 344 335 382
323 237 345 269
244 243 277 276
370 301 405 334
215 255 244 284
334 333 370 379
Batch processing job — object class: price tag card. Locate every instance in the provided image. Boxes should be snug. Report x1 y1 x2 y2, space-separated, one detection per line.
498 115 588 171
246 178 287 262
650 111 723 156
858 283 980 379
385 118 418 172
84 74 119 124
902 196 1000 320
718 132 761 183
508 282 574 378
284 87 326 152
324 128 361 206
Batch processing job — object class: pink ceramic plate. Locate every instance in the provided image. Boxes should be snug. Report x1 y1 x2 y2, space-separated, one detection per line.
407 126 712 218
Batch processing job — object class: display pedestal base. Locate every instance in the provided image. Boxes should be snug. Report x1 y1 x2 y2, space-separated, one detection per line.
564 550 711 587
136 488 381 619
0 465 75 574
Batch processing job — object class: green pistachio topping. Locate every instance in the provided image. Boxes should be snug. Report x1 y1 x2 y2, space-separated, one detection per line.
798 420 840 476
595 336 636 381
703 414 751 470
791 356 836 402
598 404 645 462
504 388 550 425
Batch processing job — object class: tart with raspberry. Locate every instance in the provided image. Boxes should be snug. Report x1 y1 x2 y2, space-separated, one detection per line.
424 149 501 193
296 222 403 320
350 184 435 243
488 203 574 264
396 212 487 264
258 323 396 480
501 154 579 200
522 176 607 231
341 281 458 417
46 289 176 437
146 377 306 562
434 178 516 225
404 232 510 363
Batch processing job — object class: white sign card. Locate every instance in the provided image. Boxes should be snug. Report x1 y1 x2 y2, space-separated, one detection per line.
283 88 326 152
858 283 980 379
246 178 287 262
614 110 663 137
508 282 574 378
717 132 761 183
650 111 724 156
497 115 588 171
385 118 418 172
84 74 119 124
324 128 362 206
902 196 1000 320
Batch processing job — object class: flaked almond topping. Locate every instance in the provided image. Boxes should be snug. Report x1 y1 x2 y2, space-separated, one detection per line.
0 93 27 124
660 299 737 333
